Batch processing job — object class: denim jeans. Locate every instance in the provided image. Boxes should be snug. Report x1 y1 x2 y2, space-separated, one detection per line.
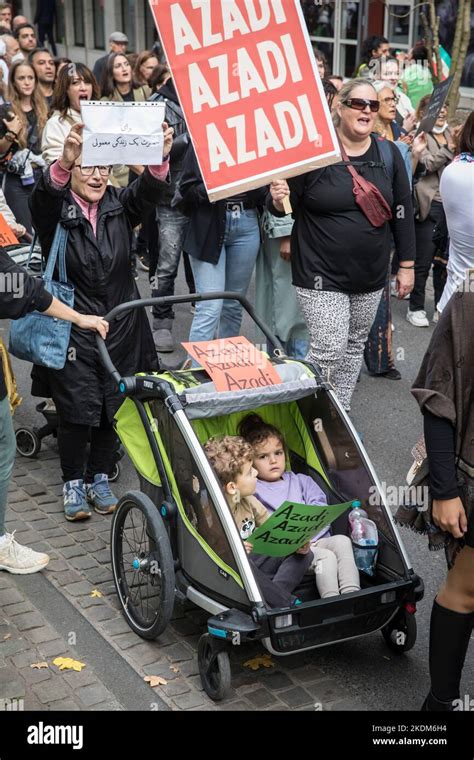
188 209 260 343
0 396 16 536
152 206 190 327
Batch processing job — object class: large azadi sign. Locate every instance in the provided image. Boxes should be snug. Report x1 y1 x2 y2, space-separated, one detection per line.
149 0 340 201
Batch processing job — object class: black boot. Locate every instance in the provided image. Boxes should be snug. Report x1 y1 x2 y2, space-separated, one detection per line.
423 600 473 711
421 690 456 711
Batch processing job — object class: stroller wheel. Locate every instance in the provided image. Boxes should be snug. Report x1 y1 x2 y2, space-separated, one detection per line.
382 608 417 654
15 428 41 458
198 633 232 701
109 462 121 483
111 490 175 640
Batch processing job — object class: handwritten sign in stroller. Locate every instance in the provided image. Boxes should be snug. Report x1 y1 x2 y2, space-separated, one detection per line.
80 101 166 166
148 0 340 201
250 500 354 558
182 336 281 392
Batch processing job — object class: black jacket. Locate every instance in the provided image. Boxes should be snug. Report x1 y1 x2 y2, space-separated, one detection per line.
149 80 189 204
29 167 165 426
175 143 267 264
0 248 52 401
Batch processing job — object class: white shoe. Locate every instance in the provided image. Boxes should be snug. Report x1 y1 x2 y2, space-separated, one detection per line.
0 532 49 574
406 309 429 327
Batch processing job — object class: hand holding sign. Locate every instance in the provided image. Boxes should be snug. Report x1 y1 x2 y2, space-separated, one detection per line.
61 122 84 169
270 179 291 213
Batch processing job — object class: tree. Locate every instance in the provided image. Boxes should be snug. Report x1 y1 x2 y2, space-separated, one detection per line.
419 0 471 117
448 0 471 117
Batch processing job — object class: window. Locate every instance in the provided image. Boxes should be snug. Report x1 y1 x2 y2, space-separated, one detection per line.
303 0 361 78
72 0 85 47
121 0 136 52
93 0 105 50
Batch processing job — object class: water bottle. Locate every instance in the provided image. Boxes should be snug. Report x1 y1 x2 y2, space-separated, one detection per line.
348 501 378 576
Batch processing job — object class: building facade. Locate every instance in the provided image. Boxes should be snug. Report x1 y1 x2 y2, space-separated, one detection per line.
18 1 474 102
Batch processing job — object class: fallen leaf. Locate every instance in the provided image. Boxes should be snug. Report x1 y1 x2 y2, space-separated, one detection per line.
90 589 103 598
30 662 48 670
144 675 168 687
243 654 275 671
170 665 180 674
53 657 86 672
3 633 11 640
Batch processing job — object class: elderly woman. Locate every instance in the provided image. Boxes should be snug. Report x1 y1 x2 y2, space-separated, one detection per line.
269 79 415 412
30 122 173 521
41 62 99 165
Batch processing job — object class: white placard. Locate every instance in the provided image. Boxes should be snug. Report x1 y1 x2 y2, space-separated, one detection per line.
80 101 166 166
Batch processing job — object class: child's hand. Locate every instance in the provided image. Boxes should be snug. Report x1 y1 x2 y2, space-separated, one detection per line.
296 542 311 555
243 541 253 555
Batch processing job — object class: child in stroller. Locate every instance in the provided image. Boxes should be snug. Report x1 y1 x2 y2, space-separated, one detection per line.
239 414 360 599
204 435 312 609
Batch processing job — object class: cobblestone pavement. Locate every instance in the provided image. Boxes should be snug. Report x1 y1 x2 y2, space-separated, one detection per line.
0 572 122 711
1 452 366 712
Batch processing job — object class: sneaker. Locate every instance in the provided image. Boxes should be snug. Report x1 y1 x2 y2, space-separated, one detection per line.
406 309 429 327
63 479 91 521
86 474 117 515
153 327 174 353
0 532 49 574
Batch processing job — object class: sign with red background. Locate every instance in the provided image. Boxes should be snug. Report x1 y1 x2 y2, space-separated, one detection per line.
149 0 340 200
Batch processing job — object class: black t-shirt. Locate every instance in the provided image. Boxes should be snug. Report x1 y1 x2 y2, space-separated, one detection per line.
277 138 415 294
120 90 135 102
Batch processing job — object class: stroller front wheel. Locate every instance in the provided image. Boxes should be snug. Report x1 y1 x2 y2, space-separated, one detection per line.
111 490 175 640
15 428 41 457
198 633 232 701
382 608 417 654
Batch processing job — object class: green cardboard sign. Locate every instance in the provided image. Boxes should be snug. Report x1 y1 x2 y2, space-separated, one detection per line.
250 500 355 557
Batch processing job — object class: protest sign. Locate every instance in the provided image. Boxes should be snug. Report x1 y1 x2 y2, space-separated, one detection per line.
416 75 454 135
250 500 354 558
80 101 166 166
0 214 19 246
148 0 340 201
181 336 281 392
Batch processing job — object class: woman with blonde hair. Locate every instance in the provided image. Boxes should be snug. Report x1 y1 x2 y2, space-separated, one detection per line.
0 60 48 231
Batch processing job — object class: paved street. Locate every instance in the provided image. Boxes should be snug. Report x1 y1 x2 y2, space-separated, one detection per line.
1 264 472 712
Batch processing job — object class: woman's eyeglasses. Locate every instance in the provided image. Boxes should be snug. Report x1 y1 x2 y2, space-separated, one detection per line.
74 165 111 177
381 96 399 105
342 98 380 113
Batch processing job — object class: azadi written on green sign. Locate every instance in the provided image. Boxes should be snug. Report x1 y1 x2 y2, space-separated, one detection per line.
250 500 356 558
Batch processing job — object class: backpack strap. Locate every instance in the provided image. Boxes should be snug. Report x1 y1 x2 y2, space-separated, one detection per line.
374 136 394 184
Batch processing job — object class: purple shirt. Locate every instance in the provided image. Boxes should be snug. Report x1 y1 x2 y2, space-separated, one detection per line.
255 472 330 541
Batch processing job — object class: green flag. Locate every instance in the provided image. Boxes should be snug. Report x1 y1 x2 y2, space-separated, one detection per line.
250 500 356 557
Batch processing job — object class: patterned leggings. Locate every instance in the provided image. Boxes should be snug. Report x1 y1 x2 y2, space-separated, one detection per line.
296 287 383 411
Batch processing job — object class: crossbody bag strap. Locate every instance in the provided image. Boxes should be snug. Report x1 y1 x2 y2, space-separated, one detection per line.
338 140 366 187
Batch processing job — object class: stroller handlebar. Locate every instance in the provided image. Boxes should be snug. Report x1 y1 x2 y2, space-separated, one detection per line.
95 292 285 394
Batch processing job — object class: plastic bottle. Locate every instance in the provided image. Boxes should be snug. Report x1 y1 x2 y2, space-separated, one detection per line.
348 501 378 575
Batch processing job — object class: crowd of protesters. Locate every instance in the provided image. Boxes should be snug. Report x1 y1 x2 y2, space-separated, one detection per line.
0 10 472 713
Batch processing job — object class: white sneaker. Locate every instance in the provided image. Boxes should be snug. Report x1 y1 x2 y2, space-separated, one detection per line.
0 532 49 574
406 309 429 327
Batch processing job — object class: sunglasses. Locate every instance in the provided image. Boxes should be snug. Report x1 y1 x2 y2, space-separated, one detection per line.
74 165 111 177
342 98 380 113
